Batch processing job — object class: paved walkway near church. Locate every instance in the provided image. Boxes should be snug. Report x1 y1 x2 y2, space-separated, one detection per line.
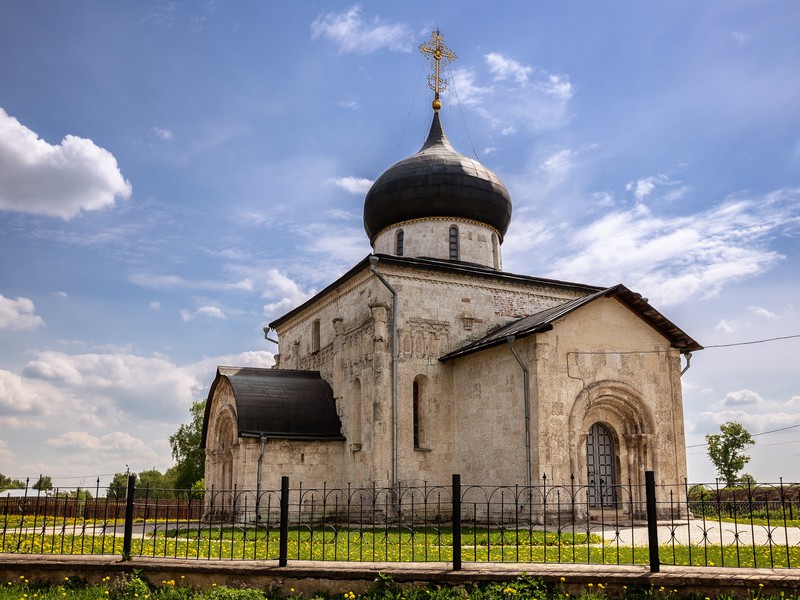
591 521 800 546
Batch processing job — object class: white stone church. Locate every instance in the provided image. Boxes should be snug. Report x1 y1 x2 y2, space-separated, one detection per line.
201 36 701 510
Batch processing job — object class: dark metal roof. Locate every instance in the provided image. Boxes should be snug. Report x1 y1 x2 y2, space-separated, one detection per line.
268 254 605 329
363 112 512 241
439 284 703 362
201 367 345 448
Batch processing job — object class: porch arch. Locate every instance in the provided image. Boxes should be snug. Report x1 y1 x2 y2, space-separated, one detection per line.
568 380 656 504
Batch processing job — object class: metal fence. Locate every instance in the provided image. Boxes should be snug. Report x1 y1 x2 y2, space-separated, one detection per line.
2 473 799 570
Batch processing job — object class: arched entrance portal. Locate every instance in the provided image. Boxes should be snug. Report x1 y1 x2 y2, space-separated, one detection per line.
587 422 616 507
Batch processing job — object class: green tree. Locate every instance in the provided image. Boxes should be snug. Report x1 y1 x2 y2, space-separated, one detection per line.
106 469 175 499
32 475 53 491
169 400 206 490
0 473 25 491
706 421 755 487
106 472 130 499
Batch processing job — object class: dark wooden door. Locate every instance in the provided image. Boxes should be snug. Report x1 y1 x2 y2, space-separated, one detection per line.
587 423 616 507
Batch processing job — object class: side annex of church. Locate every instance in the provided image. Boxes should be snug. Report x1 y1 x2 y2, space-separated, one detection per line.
201 32 701 514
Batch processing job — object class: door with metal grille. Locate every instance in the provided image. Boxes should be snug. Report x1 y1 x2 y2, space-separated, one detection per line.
586 422 616 507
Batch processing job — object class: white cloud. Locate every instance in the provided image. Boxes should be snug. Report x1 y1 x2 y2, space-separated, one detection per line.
262 269 314 319
539 74 573 100
149 301 161 311
330 176 373 194
539 149 574 180
723 389 765 407
180 305 227 321
731 31 751 46
451 56 573 133
715 319 737 333
0 369 52 414
129 272 254 292
184 351 275 382
152 126 173 141
0 440 12 465
625 174 679 201
485 52 532 85
0 107 132 219
306 224 370 264
0 294 44 330
337 97 360 110
747 305 778 319
539 189 798 306
53 291 68 299
21 351 199 420
0 416 46 429
47 431 148 452
311 6 412 54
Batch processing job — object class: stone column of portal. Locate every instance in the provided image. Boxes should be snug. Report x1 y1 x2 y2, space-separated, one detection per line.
369 302 391 488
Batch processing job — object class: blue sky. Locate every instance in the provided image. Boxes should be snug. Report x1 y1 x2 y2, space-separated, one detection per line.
0 1 798 489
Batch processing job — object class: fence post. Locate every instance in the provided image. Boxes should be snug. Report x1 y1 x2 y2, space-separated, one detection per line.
279 475 289 567
645 470 659 573
452 473 462 571
122 474 136 561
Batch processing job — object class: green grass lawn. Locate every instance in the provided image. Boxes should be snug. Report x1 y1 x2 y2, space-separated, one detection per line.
3 526 800 568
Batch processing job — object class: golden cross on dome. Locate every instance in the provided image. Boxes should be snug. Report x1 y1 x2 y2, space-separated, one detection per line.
419 29 457 112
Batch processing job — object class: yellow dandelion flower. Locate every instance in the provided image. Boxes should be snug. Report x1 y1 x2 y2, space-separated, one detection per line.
599 584 605 589
759 584 764 588
560 577 566 583
588 584 594 588
181 576 185 580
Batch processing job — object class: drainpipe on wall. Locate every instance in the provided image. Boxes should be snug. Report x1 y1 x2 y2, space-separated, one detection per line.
368 256 398 499
507 336 532 492
679 352 693 376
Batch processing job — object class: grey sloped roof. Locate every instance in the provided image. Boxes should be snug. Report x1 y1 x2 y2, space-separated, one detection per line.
201 367 344 448
439 284 702 362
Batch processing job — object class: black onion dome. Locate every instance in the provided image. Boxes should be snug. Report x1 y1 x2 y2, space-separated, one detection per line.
363 112 512 242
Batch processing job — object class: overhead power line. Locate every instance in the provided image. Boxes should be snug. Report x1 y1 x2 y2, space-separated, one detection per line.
704 333 800 349
686 423 800 449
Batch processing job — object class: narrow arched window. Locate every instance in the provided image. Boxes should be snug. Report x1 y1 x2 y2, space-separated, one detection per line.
449 226 459 261
413 379 422 448
395 229 404 256
311 319 320 353
351 378 362 446
492 233 500 269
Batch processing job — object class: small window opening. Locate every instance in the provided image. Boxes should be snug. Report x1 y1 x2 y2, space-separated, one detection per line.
449 226 459 261
396 229 404 256
311 319 320 352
